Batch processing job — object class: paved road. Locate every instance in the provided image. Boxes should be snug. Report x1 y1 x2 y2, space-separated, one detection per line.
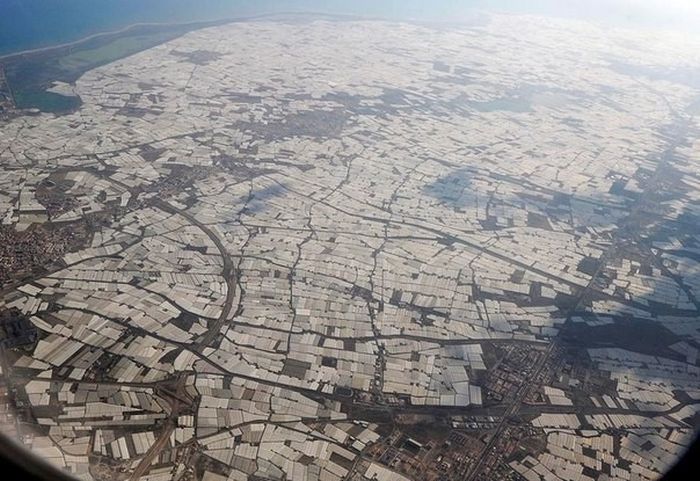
129 374 190 481
154 199 238 353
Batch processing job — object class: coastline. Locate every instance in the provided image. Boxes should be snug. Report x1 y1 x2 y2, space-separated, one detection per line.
0 11 372 63
0 11 373 115
0 21 207 62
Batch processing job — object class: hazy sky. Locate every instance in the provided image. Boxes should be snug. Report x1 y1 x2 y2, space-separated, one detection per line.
480 0 700 30
631 0 700 13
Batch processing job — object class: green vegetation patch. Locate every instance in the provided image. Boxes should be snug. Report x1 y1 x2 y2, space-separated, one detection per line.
1 21 224 114
57 32 174 71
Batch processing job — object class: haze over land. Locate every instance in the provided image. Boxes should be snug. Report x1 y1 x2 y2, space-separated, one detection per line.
0 4 699 481
1 0 700 56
